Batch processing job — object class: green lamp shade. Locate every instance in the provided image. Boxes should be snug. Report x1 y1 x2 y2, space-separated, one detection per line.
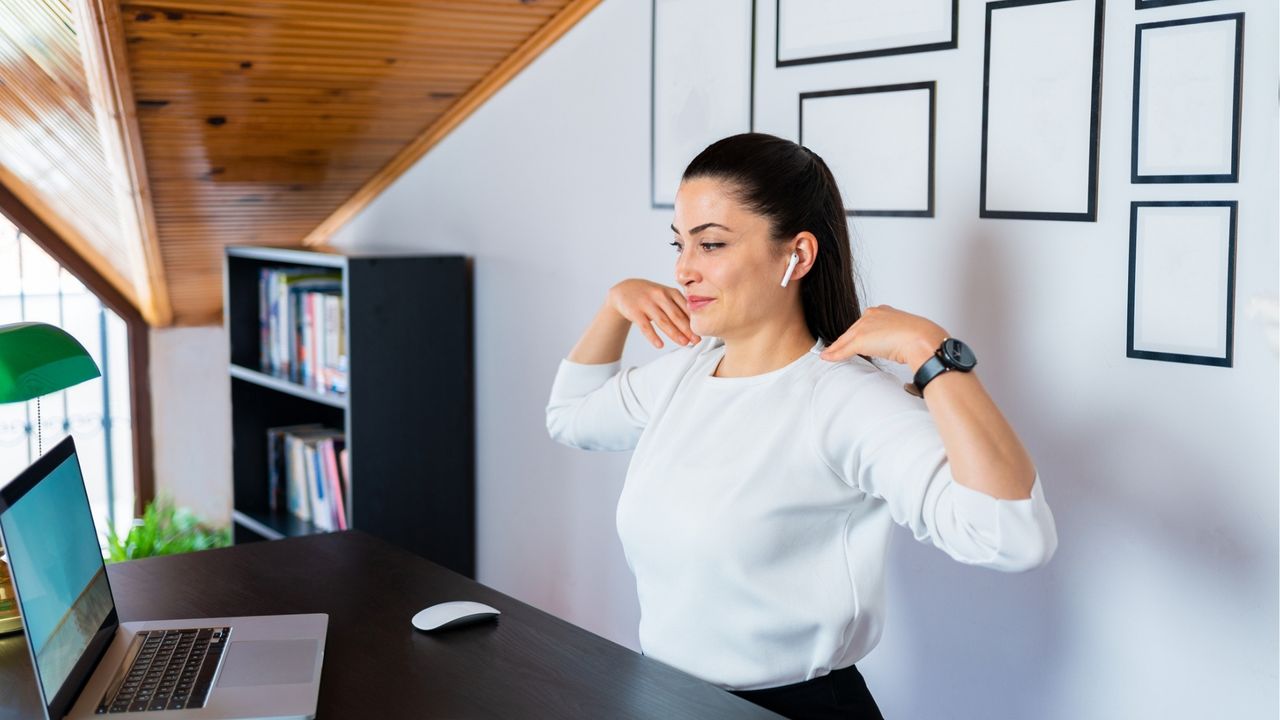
0 322 102 403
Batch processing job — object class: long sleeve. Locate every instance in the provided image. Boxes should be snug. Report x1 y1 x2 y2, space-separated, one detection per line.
546 342 706 452
546 360 640 451
811 361 1058 572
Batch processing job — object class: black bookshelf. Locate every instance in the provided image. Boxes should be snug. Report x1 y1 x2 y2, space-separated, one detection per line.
224 245 475 578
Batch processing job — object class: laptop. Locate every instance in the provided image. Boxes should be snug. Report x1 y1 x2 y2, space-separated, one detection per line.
0 435 328 719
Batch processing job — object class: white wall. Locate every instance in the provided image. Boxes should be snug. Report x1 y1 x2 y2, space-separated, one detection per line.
149 326 231 527
306 1 1278 718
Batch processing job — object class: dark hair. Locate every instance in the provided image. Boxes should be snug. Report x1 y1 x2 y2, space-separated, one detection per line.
681 133 865 347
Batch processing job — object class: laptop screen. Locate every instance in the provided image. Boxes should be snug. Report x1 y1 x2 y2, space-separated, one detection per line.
0 435 118 719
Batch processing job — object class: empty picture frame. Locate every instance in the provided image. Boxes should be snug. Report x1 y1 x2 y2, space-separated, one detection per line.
980 0 1104 221
651 0 755 209
1127 201 1237 367
776 0 957 66
1132 13 1243 184
799 82 936 217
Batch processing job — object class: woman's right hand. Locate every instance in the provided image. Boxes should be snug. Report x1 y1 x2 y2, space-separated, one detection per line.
607 279 700 349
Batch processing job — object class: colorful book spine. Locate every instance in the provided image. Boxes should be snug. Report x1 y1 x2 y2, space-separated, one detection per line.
306 438 331 532
256 269 341 387
258 268 271 372
272 426 346 529
266 424 322 513
285 434 311 522
322 438 348 530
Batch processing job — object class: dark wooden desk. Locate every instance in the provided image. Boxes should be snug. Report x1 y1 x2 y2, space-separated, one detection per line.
1 530 780 719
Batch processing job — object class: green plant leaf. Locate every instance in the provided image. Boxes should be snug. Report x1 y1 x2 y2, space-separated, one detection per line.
103 499 230 564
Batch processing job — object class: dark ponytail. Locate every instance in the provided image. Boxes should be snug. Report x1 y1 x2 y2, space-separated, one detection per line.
681 133 864 347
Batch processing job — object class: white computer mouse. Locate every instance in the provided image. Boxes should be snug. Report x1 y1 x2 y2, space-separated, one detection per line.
411 600 501 632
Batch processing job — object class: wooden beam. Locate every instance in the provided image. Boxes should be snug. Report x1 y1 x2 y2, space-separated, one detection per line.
300 0 603 246
0 176 157 512
73 0 174 327
127 314 155 513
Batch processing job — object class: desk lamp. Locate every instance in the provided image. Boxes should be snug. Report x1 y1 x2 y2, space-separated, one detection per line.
0 321 102 635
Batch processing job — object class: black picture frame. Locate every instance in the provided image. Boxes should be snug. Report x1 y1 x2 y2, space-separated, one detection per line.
774 0 958 67
650 0 757 210
1136 0 1215 8
1131 13 1244 184
979 0 1105 222
797 81 936 218
1126 200 1237 367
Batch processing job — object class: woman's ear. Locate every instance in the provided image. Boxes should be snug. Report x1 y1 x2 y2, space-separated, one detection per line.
790 232 819 282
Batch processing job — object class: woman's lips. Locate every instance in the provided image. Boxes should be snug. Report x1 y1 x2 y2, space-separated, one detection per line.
686 296 715 312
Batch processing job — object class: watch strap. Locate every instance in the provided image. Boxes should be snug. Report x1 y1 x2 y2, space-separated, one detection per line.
911 353 951 396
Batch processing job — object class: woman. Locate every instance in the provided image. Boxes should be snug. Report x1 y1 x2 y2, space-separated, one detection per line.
545 133 1057 719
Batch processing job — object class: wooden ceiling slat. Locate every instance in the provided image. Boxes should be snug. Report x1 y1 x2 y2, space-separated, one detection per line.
128 29 527 52
121 0 553 31
126 53 509 71
147 201 348 210
121 0 554 19
133 102 463 117
153 207 366 215
125 16 542 37
131 71 489 86
122 16 540 44
127 48 512 68
127 41 514 64
131 81 490 94
137 125 439 138
134 79 476 93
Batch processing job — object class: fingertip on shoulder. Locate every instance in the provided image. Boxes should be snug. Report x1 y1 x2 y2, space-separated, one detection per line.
818 351 878 374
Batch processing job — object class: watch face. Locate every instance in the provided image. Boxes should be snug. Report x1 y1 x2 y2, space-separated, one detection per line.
941 339 976 370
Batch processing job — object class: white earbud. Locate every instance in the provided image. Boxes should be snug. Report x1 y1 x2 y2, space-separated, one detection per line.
780 252 800 288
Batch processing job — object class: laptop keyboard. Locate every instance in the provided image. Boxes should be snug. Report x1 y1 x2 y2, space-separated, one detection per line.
95 627 230 714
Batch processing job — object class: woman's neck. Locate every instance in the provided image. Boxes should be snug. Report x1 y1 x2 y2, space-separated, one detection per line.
714 315 817 378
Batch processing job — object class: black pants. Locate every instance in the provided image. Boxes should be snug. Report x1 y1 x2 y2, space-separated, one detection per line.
730 664 885 720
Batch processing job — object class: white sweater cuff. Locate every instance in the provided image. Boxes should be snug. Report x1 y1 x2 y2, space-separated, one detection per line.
949 473 1058 572
549 359 622 401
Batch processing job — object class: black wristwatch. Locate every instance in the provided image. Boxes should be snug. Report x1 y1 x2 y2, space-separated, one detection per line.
908 338 977 397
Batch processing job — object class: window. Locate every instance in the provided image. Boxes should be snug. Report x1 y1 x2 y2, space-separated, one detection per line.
0 216 134 535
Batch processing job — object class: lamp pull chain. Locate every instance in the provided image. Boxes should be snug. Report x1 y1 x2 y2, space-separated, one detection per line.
36 397 41 456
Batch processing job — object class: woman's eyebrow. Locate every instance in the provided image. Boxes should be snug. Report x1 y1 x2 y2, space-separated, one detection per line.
671 222 733 235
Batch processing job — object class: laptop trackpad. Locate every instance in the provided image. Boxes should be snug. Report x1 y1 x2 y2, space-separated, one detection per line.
216 639 319 687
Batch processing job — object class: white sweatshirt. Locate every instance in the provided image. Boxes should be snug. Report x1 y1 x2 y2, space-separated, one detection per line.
545 337 1057 691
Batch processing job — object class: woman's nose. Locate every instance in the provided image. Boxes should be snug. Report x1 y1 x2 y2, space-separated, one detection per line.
675 252 699 286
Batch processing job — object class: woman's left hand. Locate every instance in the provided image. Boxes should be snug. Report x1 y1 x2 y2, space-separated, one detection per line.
818 304 949 370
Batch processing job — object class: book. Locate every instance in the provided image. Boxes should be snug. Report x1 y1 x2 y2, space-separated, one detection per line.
266 424 322 513
304 437 327 531
259 269 271 372
322 293 343 393
321 438 348 530
285 434 311 522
